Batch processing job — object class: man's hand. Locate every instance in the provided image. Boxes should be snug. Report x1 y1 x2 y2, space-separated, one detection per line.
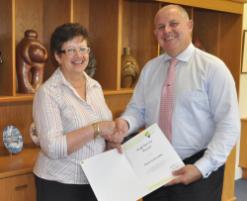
107 118 128 143
115 118 129 135
106 118 129 153
106 141 123 153
167 164 202 185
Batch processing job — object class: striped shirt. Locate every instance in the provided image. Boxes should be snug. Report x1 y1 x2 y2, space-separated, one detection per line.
33 68 112 184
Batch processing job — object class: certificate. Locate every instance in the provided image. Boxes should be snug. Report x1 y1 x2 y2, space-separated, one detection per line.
80 124 184 201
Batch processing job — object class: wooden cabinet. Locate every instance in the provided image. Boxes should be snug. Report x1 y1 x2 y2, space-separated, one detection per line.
240 118 247 179
0 173 36 201
0 1 245 201
0 148 38 201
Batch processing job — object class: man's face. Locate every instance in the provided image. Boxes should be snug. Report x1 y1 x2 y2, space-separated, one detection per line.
154 7 193 57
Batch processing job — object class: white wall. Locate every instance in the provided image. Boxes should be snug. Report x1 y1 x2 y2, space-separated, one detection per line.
236 3 247 180
239 74 247 117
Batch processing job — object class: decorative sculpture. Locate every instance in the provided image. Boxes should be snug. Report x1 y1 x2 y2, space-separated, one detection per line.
16 30 48 93
121 47 139 88
85 50 96 78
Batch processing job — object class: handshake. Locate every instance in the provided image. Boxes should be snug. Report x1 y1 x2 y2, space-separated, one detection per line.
92 118 129 152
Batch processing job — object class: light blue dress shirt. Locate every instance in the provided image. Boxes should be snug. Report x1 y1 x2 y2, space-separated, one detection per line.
122 43 240 177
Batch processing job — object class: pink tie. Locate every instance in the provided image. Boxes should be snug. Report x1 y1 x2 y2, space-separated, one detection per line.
159 58 177 141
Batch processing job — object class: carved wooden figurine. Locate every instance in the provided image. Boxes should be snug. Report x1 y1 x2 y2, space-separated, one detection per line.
121 47 139 88
16 30 48 93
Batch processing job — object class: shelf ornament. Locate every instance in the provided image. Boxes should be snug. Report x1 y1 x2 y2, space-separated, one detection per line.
3 125 23 154
121 47 139 88
16 29 48 93
85 50 97 78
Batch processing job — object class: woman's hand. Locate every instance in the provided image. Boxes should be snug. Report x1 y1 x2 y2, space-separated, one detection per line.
97 121 116 140
106 118 130 153
105 118 129 144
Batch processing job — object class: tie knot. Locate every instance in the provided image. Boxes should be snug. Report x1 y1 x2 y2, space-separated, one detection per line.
169 58 177 66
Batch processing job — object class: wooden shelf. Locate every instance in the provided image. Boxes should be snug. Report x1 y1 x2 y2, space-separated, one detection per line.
0 148 39 179
0 94 33 103
154 0 244 14
104 89 133 96
0 90 133 104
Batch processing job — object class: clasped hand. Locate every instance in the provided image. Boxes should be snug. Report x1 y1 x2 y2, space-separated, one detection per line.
98 118 129 152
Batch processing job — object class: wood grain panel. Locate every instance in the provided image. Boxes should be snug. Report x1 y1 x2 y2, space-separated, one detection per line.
240 118 247 166
105 92 132 118
0 148 38 178
15 0 44 46
0 0 14 96
218 13 242 92
89 0 120 90
0 101 33 153
11 173 36 201
72 0 90 30
43 0 71 80
122 1 159 73
153 0 244 14
0 176 11 201
193 9 220 56
240 118 247 178
0 173 36 201
222 147 237 201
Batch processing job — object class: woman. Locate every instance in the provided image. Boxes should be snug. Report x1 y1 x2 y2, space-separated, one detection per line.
33 23 115 201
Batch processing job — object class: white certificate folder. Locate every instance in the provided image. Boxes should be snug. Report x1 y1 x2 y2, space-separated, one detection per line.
80 123 184 201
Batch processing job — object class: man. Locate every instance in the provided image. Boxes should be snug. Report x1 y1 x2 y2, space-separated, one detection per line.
112 4 240 201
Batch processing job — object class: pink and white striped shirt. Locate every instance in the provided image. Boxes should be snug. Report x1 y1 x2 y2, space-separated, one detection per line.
33 68 112 184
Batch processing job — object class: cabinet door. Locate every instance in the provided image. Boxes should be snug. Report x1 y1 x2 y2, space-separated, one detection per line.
240 118 247 179
0 177 11 201
0 173 36 201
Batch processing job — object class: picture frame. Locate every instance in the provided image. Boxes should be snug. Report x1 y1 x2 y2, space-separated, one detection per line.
241 30 247 73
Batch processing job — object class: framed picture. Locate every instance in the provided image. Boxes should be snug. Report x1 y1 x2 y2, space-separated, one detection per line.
241 30 247 73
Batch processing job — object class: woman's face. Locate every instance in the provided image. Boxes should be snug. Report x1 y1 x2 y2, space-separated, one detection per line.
55 36 90 77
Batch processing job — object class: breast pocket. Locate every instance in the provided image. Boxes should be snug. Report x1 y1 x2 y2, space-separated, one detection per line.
179 90 210 113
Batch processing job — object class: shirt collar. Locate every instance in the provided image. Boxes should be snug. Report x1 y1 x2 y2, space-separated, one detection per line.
54 68 100 90
83 71 101 89
163 43 195 63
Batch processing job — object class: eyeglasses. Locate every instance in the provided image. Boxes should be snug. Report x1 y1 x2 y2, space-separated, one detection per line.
60 47 90 56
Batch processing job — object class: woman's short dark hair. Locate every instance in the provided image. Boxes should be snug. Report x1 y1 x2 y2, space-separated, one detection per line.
50 23 89 54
